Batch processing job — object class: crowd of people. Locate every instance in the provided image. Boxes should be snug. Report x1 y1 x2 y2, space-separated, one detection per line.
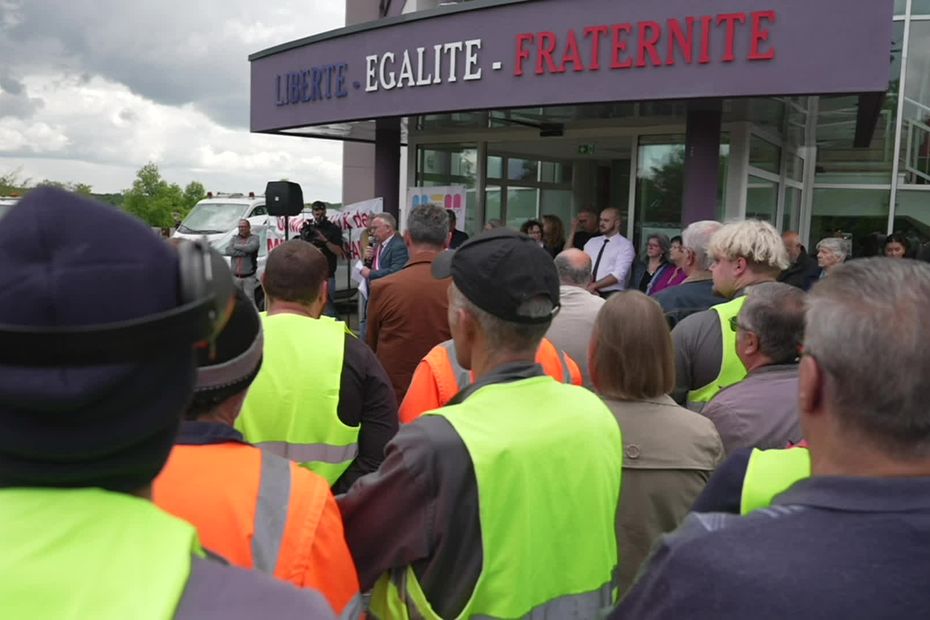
3 187 930 619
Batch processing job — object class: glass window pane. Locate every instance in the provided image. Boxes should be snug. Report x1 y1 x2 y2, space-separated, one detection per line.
506 188 538 229
746 176 778 223
539 161 572 184
485 187 502 224
914 0 930 14
417 145 477 188
507 158 538 182
896 0 907 14
783 187 802 232
901 20 930 185
810 188 890 257
488 156 503 179
787 155 804 182
893 189 930 247
750 136 781 174
817 22 903 185
634 134 729 248
636 140 685 246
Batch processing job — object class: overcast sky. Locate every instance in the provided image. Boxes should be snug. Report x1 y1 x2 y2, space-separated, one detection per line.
0 0 345 199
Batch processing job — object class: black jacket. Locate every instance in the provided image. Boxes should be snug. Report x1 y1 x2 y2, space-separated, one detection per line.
778 252 818 291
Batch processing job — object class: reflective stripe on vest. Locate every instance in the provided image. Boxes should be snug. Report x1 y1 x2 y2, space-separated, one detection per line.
687 296 749 406
154 442 361 617
1 488 199 620
253 449 290 573
439 339 471 394
372 377 622 619
237 314 360 485
740 447 811 515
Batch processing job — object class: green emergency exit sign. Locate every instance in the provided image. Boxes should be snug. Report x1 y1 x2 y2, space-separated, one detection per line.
578 144 595 155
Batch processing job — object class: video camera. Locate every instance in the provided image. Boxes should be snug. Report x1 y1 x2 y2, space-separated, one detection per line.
299 219 326 247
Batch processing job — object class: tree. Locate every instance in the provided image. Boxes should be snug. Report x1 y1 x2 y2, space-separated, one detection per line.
182 181 206 211
122 163 192 228
0 167 29 196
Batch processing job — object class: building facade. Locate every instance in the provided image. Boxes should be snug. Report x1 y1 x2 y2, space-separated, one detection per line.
251 0 925 255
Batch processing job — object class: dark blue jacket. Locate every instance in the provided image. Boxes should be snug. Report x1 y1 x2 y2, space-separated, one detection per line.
612 476 930 619
369 235 409 281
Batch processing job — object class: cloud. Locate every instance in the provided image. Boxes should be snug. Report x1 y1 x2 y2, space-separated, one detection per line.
0 0 348 197
0 72 44 118
0 73 342 197
1 0 344 129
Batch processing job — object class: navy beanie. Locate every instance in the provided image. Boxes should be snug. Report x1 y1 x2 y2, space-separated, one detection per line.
0 187 196 492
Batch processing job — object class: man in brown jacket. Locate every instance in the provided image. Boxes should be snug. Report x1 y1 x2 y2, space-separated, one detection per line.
367 204 452 404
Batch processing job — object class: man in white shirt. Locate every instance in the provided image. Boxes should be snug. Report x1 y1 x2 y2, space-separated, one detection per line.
583 208 635 298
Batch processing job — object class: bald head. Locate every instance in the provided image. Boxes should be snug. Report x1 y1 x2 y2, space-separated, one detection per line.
554 248 593 287
783 231 803 262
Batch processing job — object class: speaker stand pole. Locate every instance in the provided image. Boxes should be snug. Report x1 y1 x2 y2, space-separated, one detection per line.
284 215 289 241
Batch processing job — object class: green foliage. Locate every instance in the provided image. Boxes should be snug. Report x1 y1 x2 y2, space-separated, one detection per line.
0 167 30 196
3 164 203 225
182 181 206 211
122 162 202 227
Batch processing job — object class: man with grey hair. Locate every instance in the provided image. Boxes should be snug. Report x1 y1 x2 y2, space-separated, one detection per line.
367 205 453 404
816 236 849 278
361 212 408 282
360 212 408 339
546 248 605 387
613 258 930 619
672 219 790 410
653 220 726 328
700 282 805 454
340 229 622 619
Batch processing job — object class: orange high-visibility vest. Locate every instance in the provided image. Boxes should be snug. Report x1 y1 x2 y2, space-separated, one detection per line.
153 441 361 618
399 337 583 424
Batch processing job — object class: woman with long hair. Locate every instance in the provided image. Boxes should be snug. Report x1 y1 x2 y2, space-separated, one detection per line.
638 234 682 295
589 291 722 592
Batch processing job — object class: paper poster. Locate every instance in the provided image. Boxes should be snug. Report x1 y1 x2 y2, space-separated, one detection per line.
406 185 467 231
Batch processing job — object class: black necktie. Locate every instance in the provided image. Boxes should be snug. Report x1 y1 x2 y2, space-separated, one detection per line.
592 238 609 281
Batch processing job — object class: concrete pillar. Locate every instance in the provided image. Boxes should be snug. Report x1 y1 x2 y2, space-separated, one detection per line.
375 117 402 220
682 101 723 225
343 142 376 206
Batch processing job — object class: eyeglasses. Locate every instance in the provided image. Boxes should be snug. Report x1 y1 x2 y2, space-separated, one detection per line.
729 315 751 333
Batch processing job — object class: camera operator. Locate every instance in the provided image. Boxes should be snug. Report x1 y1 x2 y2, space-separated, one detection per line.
301 200 345 317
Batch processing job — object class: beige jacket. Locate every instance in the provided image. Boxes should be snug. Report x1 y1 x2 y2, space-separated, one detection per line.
603 395 724 594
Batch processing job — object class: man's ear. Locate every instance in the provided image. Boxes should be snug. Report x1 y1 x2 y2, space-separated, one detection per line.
404 230 413 248
445 231 452 249
457 306 479 340
798 353 824 417
743 331 760 357
319 279 329 305
735 256 749 277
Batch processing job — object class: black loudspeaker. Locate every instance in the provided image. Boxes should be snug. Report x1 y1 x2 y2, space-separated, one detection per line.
265 181 304 217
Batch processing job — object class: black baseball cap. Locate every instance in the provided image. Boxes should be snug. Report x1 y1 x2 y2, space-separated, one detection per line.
432 228 560 324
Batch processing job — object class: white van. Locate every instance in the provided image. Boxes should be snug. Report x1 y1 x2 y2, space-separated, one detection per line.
179 199 355 310
172 194 269 243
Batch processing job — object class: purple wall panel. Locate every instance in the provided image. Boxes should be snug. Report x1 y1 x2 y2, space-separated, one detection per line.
251 0 893 132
